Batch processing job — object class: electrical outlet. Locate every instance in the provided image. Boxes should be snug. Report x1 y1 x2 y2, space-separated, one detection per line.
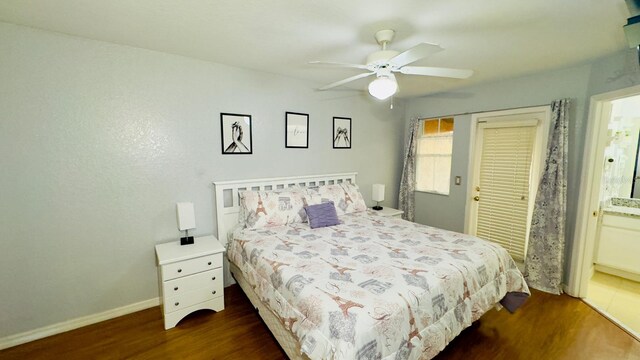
455 176 461 185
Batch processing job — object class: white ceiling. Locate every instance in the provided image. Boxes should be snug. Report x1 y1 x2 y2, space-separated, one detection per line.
0 0 631 98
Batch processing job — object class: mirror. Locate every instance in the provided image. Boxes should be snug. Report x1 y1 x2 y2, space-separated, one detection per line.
602 95 640 201
633 131 640 198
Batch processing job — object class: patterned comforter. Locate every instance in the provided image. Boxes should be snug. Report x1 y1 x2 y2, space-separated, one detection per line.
228 210 529 360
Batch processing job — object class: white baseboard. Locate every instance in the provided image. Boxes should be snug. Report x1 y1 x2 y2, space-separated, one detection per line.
594 264 640 282
0 297 160 351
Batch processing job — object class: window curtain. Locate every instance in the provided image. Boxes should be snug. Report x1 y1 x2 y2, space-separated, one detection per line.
524 98 570 295
399 117 420 221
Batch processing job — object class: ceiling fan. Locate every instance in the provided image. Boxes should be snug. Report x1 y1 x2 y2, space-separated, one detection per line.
310 29 474 100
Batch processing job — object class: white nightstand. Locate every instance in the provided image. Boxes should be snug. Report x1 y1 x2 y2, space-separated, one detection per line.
155 235 225 329
372 207 404 218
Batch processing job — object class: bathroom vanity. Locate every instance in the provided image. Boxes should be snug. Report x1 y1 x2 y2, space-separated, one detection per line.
595 198 640 281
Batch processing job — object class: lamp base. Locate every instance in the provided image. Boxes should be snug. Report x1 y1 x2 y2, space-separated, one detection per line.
180 236 194 246
372 205 383 211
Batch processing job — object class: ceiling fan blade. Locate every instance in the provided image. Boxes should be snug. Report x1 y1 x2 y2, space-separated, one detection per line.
399 66 474 79
309 61 369 70
318 72 375 90
389 43 444 67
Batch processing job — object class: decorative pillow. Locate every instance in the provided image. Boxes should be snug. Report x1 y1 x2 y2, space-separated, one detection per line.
304 202 340 229
239 187 309 229
305 182 367 216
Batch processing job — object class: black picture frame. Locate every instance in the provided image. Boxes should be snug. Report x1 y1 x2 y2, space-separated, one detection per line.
285 112 309 148
333 117 351 149
220 113 252 155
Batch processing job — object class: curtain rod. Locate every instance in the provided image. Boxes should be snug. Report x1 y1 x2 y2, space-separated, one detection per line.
417 103 551 120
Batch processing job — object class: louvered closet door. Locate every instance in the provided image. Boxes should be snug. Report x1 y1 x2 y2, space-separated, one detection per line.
474 124 536 261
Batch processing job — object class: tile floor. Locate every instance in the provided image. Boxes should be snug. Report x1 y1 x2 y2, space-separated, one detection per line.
587 271 640 336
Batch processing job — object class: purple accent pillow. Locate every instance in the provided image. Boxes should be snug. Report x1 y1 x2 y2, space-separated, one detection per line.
304 202 340 229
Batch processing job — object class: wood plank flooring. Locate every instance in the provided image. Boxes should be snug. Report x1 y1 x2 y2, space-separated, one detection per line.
1 285 639 359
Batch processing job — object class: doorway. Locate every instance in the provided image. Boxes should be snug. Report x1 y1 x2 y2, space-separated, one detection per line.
465 106 550 264
570 85 640 339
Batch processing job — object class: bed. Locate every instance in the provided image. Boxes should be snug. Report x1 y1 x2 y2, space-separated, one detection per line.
213 173 529 360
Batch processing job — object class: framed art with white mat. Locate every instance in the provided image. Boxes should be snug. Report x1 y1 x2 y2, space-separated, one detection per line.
285 112 309 148
221 113 252 154
333 116 351 149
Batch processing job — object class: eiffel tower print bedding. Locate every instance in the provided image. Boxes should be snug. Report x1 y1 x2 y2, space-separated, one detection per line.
228 209 529 360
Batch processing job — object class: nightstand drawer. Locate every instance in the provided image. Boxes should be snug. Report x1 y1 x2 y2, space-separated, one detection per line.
163 268 223 297
164 285 223 314
162 253 222 280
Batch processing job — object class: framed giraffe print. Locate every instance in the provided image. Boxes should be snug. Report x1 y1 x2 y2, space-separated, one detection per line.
221 113 252 155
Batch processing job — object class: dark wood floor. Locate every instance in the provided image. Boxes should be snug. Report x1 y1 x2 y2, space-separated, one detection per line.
1 285 639 360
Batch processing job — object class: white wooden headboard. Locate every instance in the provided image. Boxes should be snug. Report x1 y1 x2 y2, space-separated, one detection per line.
212 172 357 248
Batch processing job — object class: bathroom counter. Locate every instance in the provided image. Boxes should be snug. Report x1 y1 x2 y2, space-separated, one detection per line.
602 205 640 219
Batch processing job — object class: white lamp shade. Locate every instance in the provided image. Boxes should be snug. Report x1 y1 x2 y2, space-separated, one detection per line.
372 184 385 202
176 202 196 231
368 76 398 100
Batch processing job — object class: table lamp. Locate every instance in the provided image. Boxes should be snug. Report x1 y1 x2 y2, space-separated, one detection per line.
177 202 196 245
372 184 384 210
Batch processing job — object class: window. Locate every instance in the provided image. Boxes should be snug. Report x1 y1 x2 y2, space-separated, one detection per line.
416 117 454 195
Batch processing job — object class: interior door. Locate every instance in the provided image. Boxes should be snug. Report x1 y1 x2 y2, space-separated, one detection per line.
467 111 546 261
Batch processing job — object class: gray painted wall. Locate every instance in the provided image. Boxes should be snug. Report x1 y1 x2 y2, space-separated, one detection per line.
0 22 405 338
406 49 640 283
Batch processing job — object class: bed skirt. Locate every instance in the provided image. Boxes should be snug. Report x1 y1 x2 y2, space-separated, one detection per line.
229 261 310 360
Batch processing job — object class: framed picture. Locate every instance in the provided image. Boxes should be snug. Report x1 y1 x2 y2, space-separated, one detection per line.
285 112 309 148
221 113 252 155
333 117 351 149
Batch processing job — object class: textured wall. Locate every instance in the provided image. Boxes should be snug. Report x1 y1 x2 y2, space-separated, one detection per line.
0 22 405 338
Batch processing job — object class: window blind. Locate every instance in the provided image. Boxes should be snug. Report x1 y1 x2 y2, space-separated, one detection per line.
416 117 454 195
476 125 536 261
416 135 453 194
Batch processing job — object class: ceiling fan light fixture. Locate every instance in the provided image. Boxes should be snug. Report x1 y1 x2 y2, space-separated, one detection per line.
312 29 473 96
368 75 398 100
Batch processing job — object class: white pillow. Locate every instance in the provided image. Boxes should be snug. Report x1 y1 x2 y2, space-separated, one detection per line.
304 183 367 216
239 187 309 229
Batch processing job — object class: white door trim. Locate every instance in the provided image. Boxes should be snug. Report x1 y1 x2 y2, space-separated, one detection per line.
464 106 551 235
567 84 640 297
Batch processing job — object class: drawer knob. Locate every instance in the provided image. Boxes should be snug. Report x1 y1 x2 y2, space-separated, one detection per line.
174 287 178 291
212 290 216 295
208 262 212 266
212 276 216 281
177 269 182 273
174 302 179 306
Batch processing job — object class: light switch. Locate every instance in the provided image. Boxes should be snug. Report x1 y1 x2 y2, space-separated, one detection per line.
455 176 461 185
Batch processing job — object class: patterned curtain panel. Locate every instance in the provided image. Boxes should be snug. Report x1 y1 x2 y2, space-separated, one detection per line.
524 98 570 294
399 117 420 221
